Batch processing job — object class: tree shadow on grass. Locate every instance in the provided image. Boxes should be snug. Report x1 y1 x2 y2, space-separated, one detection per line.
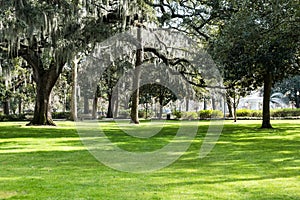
0 125 78 139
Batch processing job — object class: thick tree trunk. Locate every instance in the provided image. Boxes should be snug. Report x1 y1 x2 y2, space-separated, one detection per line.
28 74 57 126
261 72 273 129
130 27 143 124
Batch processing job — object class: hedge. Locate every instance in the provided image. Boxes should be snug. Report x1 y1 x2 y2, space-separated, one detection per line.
235 108 300 118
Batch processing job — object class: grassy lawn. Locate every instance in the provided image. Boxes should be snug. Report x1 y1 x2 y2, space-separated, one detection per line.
0 120 299 200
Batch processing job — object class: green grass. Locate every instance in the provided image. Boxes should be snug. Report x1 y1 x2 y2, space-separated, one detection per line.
0 120 299 199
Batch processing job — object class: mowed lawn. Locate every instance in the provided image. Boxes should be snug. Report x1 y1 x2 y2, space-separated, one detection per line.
0 120 299 200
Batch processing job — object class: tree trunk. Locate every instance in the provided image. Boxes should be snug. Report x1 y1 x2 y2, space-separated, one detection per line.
226 93 233 118
18 96 22 114
261 72 273 129
233 95 237 123
113 89 119 118
130 27 143 124
92 95 98 119
211 97 216 110
70 58 78 121
84 96 89 114
28 73 58 126
158 96 163 119
3 98 10 115
203 98 207 110
107 94 114 118
185 97 189 112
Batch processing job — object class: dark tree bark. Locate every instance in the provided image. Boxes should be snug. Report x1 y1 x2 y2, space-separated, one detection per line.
226 93 233 118
261 72 273 129
18 96 22 114
28 68 61 126
203 98 207 110
22 49 64 126
185 97 189 112
107 94 114 118
3 98 10 115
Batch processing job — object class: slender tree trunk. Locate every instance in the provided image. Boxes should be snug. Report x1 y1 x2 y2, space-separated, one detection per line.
107 94 114 118
70 59 78 121
84 96 89 114
185 97 189 112
159 96 163 119
211 97 216 110
261 72 273 129
3 98 10 115
233 95 237 123
18 96 22 114
92 92 98 119
203 98 207 110
130 27 143 124
114 89 119 118
226 92 233 118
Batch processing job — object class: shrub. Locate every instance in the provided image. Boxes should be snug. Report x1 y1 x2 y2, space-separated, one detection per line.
271 108 300 117
182 111 198 120
211 110 224 118
199 110 223 119
52 112 71 119
236 109 252 117
199 110 212 119
0 114 27 121
172 110 182 119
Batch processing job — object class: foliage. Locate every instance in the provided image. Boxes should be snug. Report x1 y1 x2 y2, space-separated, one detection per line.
271 108 300 118
236 108 300 118
0 114 27 121
52 112 71 119
181 111 198 120
199 110 223 119
172 110 182 119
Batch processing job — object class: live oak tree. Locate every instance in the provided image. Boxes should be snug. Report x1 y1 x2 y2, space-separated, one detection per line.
0 0 143 125
210 0 300 128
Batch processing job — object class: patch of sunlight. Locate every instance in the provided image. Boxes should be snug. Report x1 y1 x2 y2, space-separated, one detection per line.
0 138 85 154
0 191 18 199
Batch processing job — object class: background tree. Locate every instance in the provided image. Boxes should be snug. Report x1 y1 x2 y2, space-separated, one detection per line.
210 0 300 128
0 0 140 125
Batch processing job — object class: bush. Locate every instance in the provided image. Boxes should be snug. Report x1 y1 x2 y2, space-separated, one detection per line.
236 109 252 117
182 111 198 120
0 114 27 121
172 110 182 119
271 108 300 117
199 110 223 119
199 110 212 119
211 110 224 118
52 112 71 119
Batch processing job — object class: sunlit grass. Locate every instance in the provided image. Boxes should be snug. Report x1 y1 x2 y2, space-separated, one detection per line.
0 120 299 199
